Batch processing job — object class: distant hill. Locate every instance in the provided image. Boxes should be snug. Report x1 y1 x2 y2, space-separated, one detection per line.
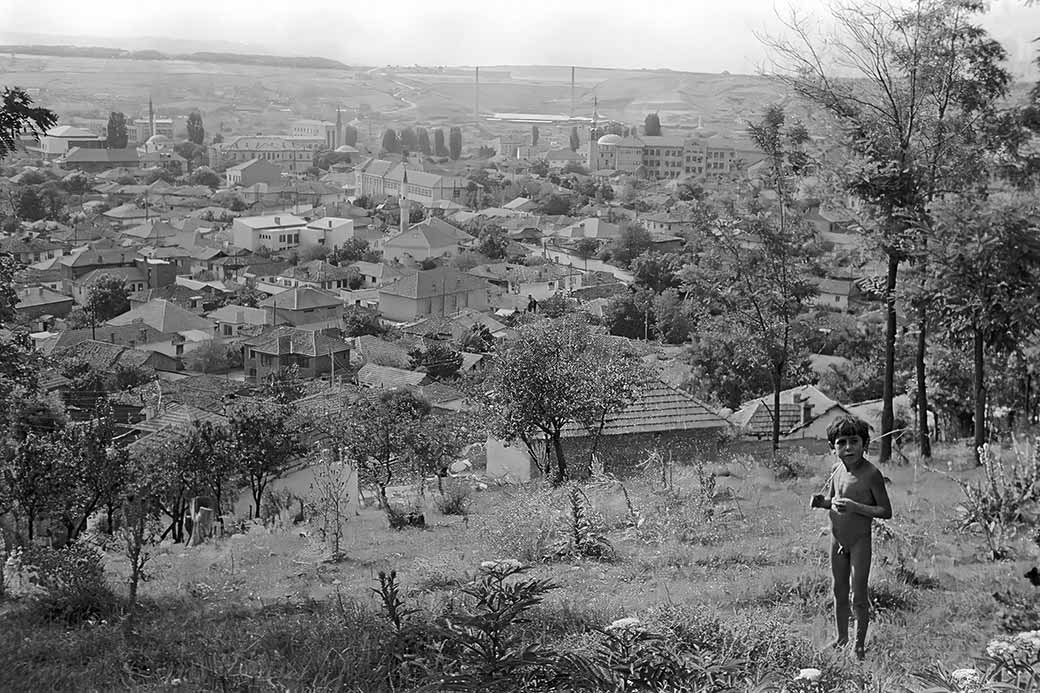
0 44 350 71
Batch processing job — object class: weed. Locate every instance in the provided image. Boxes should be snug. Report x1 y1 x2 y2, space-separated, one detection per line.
992 589 1040 634
545 484 616 562
874 521 941 589
766 449 812 481
435 477 473 516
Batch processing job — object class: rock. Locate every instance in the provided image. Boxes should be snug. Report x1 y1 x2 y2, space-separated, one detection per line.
449 459 473 474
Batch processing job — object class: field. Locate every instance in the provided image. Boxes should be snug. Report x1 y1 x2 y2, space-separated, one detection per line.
3 442 1038 691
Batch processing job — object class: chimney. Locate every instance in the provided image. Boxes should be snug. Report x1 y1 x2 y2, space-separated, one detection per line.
274 216 281 225
139 328 148 343
277 334 291 354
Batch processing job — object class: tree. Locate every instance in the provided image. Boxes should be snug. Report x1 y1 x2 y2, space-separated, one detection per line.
0 253 19 328
259 363 306 404
475 225 509 259
652 289 693 344
483 314 647 482
0 87 57 160
188 165 221 188
15 187 45 221
106 111 128 148
574 238 600 272
186 110 205 145
417 127 431 155
381 128 400 154
602 289 655 340
184 340 234 373
631 251 685 293
537 193 572 216
228 401 305 521
85 274 130 325
58 403 128 539
409 342 463 380
400 127 418 151
308 447 355 558
342 305 386 337
434 128 448 157
930 195 1040 461
643 112 661 136
0 431 68 542
458 322 494 354
766 0 1023 462
343 125 358 147
609 223 653 269
531 125 539 146
569 127 580 151
449 127 463 160
330 237 371 265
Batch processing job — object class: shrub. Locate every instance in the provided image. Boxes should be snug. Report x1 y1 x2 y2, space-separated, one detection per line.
434 478 473 516
13 543 118 625
765 449 812 480
545 484 616 562
474 485 557 563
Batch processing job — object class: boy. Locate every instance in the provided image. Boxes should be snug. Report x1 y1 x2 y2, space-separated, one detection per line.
810 415 892 660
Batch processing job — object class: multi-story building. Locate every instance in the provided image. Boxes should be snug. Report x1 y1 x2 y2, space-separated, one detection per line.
291 120 338 149
209 135 326 175
356 159 467 205
586 133 759 181
231 214 308 252
34 126 106 159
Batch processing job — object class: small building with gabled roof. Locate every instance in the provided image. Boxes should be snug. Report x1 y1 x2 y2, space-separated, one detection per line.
377 267 494 322
258 285 343 328
242 325 351 383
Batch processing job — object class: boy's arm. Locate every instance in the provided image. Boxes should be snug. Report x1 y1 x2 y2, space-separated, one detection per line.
845 469 893 519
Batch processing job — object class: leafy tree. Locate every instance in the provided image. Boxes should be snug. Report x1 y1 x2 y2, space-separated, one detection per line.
631 251 685 294
399 127 418 151
343 125 358 147
259 363 306 404
0 253 19 327
0 87 57 159
186 110 205 145
539 294 575 318
569 127 580 151
188 165 221 188
342 305 386 337
409 341 463 380
330 237 371 265
531 125 539 146
573 238 600 272
449 127 462 160
458 322 494 354
0 431 68 542
475 226 509 259
643 112 661 136
381 128 400 154
85 274 130 323
57 403 128 539
15 187 46 221
228 401 305 522
602 289 655 340
537 193 571 216
929 195 1040 460
106 111 128 148
417 127 431 155
184 340 235 373
608 223 653 269
676 182 705 202
652 288 693 344
483 314 647 482
433 128 448 157
767 0 1025 461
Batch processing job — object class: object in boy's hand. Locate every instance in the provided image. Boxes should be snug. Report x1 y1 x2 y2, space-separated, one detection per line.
1025 565 1040 587
810 493 826 509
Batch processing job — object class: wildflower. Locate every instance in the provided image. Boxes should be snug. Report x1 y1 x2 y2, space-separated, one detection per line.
606 617 642 631
986 637 1015 661
950 668 981 691
795 668 822 682
479 559 523 571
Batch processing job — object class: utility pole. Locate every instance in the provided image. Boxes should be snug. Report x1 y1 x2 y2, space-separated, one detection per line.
474 66 479 125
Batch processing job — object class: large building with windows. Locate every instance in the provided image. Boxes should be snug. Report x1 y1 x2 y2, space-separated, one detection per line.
356 159 468 205
586 133 760 181
209 135 327 175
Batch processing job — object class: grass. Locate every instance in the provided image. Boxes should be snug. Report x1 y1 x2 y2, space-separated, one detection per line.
3 443 1039 691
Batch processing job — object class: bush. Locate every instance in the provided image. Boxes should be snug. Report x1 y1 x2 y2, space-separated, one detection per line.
766 449 813 481
434 478 473 516
11 543 119 625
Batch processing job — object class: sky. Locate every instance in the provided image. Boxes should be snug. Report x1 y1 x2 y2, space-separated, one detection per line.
2 0 1040 74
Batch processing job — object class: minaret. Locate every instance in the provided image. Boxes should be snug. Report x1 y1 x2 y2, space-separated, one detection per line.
335 107 343 149
399 167 410 236
474 66 480 124
148 97 155 138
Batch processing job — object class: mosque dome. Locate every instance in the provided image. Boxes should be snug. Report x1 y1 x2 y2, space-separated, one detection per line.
335 144 359 153
146 134 170 146
597 134 622 146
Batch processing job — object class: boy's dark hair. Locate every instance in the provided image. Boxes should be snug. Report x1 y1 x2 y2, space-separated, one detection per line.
826 415 870 449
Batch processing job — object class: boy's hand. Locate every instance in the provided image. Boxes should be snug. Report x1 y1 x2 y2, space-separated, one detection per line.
832 497 851 513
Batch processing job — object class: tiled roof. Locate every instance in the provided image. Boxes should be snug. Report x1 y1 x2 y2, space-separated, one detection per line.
244 326 350 356
280 260 356 283
42 323 167 354
561 378 729 438
570 283 629 301
353 335 412 368
356 363 427 389
75 266 146 287
15 286 72 309
258 286 341 310
122 220 180 240
118 375 249 414
410 217 472 243
0 236 67 254
64 147 139 164
206 304 269 325
52 339 156 372
385 224 460 251
127 403 230 454
466 262 579 284
379 268 493 300
731 401 803 436
107 298 215 334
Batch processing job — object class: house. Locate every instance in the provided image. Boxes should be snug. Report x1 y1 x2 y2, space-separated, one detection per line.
101 203 156 228
225 158 284 187
242 326 351 383
70 266 148 305
350 261 408 288
466 262 583 302
14 286 74 320
51 339 176 375
126 403 230 455
377 267 494 322
351 334 412 369
36 125 105 159
732 384 842 440
231 214 307 252
37 323 168 355
554 217 622 242
813 278 858 312
383 222 463 264
640 213 693 235
106 298 217 360
356 159 467 204
59 147 140 172
120 219 181 245
300 217 355 251
545 148 582 169
502 197 538 213
277 260 358 291
209 135 324 175
0 236 69 265
417 381 468 412
58 247 138 284
356 363 428 389
258 286 343 328
206 304 270 338
488 378 731 478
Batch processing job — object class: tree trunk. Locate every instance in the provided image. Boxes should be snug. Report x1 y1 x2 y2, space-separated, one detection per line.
552 434 567 484
771 366 782 454
916 312 931 459
880 254 899 464
974 326 986 465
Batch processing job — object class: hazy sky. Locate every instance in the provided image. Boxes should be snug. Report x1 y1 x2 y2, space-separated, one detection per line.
2 0 1039 74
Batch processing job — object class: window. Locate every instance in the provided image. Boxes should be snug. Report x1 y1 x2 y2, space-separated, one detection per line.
223 325 233 336
175 344 184 356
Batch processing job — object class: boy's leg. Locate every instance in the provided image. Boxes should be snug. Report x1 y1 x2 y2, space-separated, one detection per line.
850 537 873 656
830 540 851 645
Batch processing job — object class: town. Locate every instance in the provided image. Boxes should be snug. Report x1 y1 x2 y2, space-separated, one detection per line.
2 1 1040 690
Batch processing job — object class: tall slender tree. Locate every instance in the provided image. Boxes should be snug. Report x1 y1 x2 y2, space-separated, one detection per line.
569 127 580 151
417 127 431 155
381 128 400 154
448 126 462 160
643 112 662 136
185 110 205 145
106 111 128 148
433 128 448 157
531 125 539 146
